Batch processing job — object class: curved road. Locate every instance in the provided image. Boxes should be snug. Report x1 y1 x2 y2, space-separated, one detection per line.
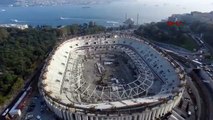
164 48 213 120
0 63 44 120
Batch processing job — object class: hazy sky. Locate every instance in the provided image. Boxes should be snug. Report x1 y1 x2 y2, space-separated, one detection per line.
120 0 213 7
116 0 213 12
0 0 213 11
10 0 213 5
122 0 213 5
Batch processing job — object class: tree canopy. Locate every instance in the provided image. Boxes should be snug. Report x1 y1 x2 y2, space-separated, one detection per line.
135 22 199 51
0 23 105 105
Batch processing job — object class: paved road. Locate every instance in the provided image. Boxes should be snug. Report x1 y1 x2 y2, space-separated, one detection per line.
164 48 213 120
0 63 44 120
189 70 213 120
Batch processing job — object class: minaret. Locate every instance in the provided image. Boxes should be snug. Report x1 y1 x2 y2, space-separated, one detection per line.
137 13 139 25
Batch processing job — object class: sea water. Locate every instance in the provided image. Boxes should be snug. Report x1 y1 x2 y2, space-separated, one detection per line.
0 1 212 27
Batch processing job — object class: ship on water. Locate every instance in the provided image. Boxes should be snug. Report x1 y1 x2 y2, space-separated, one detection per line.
82 6 91 9
1 9 6 12
60 17 66 20
11 19 19 23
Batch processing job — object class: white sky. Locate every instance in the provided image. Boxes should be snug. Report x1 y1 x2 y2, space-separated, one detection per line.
121 0 213 6
116 0 213 12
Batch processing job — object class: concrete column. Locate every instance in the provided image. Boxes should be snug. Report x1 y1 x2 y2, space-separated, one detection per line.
51 105 55 115
134 114 138 120
112 117 117 120
161 106 167 116
50 103 55 114
125 116 129 120
168 102 173 112
139 113 143 120
74 113 78 120
163 105 169 116
72 113 76 120
128 115 132 120
76 114 79 120
164 103 171 114
118 116 122 120
50 102 55 112
58 108 63 119
158 106 164 117
155 106 161 118
90 116 93 120
47 102 52 111
62 110 67 120
147 110 152 120
55 107 60 118
88 116 93 120
53 107 60 118
82 115 88 120
45 100 51 109
61 110 65 120
69 113 73 120
168 101 175 112
65 111 70 120
66 111 70 120
120 116 123 120
144 112 148 120
161 104 168 116
152 109 157 120
95 116 99 120
131 115 134 120
115 117 119 120
174 96 181 107
78 114 83 120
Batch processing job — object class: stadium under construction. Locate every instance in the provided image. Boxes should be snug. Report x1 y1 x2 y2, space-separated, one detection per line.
38 33 187 120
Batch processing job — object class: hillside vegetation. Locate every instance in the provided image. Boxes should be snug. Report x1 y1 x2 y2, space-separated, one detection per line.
0 24 105 105
135 22 199 51
189 21 213 47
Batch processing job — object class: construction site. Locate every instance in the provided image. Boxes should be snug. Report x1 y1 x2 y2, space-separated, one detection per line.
38 33 186 120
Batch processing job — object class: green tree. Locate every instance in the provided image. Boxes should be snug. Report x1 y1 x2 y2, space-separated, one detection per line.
0 28 9 41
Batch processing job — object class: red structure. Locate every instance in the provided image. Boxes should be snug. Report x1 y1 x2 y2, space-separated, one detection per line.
167 21 184 27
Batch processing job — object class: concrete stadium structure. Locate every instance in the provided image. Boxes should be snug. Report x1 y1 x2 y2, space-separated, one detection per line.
38 33 186 120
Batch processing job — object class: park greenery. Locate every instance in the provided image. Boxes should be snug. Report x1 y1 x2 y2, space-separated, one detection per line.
134 22 199 51
0 23 105 105
135 20 213 53
189 21 213 48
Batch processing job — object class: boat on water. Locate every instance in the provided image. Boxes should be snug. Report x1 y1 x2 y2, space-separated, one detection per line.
1 9 6 12
106 21 119 24
82 6 91 9
60 17 66 20
11 19 19 23
9 4 14 7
